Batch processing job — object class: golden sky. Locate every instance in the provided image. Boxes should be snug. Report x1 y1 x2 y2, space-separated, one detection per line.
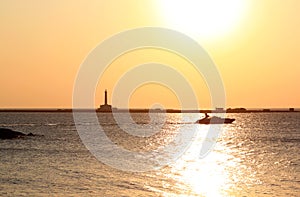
0 0 299 109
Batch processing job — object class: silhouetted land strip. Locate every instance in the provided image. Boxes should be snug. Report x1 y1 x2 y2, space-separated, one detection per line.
0 108 298 113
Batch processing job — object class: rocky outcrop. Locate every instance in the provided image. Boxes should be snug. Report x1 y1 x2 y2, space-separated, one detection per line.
0 128 35 139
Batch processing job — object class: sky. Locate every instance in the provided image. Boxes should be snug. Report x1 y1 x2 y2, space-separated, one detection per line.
0 0 299 109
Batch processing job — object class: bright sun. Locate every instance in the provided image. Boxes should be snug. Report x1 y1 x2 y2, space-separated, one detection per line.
160 0 248 39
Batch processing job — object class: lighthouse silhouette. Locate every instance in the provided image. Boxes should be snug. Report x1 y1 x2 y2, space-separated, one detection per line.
99 89 112 112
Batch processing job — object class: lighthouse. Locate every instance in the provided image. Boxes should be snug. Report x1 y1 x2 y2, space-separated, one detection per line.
99 89 112 112
104 89 108 105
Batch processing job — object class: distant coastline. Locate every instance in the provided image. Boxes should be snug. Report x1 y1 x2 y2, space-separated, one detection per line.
0 108 298 113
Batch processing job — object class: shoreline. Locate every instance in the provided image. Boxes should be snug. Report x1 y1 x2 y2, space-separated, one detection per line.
0 108 298 113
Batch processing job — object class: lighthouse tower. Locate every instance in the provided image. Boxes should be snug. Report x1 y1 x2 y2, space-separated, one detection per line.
99 89 112 112
104 89 108 105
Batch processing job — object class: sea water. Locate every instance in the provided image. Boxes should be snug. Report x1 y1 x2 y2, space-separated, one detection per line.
0 112 299 196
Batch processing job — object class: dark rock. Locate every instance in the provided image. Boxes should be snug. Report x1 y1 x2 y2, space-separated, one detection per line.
0 128 26 139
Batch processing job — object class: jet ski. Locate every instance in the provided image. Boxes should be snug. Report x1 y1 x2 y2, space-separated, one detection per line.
196 113 235 124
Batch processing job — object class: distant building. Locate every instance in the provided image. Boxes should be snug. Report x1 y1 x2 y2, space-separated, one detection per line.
99 89 112 112
263 109 271 112
215 107 225 112
226 108 247 113
289 108 294 112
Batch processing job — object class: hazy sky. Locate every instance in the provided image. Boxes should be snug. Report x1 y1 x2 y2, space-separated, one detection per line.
0 0 299 109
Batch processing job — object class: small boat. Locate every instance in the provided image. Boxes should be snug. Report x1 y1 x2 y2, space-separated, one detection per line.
196 113 235 124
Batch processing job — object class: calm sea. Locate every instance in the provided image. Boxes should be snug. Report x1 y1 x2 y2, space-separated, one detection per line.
0 112 299 196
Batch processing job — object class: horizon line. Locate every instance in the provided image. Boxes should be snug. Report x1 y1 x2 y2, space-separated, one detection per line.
0 107 299 113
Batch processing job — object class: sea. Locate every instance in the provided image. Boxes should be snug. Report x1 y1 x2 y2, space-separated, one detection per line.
0 112 299 196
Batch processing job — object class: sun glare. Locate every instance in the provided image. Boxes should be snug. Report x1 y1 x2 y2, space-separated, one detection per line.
159 0 248 39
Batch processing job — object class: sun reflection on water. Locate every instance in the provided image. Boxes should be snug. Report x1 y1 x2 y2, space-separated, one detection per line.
172 128 228 196
140 113 262 196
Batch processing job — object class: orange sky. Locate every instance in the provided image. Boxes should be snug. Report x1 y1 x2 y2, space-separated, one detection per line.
0 0 299 109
